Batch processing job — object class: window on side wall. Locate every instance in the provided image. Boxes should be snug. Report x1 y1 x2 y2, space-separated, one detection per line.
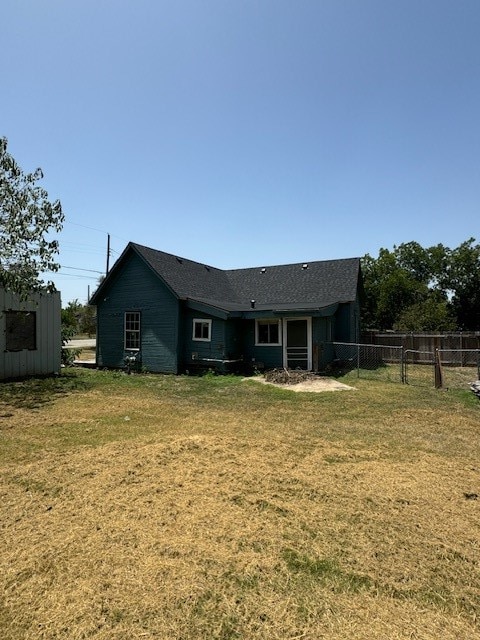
255 319 281 346
5 311 36 351
193 318 212 342
125 311 140 350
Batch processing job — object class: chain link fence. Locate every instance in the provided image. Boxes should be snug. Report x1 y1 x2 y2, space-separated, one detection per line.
330 342 404 383
438 349 480 389
330 343 480 389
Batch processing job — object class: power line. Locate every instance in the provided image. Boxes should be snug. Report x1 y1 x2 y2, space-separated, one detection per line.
55 272 98 280
65 220 128 243
65 220 109 234
61 265 104 274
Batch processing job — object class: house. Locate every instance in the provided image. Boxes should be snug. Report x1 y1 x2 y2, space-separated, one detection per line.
90 243 362 374
0 288 61 380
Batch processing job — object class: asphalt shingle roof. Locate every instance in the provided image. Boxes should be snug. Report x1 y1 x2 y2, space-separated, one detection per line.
132 244 238 304
226 259 360 308
94 242 361 313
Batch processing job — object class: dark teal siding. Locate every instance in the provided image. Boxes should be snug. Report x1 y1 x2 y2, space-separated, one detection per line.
225 319 242 360
96 252 359 375
96 253 179 373
182 309 234 371
335 300 360 343
312 317 328 369
242 319 283 370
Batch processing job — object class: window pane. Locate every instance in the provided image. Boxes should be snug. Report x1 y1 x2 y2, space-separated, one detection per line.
257 320 279 344
125 312 140 349
126 332 140 349
193 319 211 341
258 323 269 343
269 323 279 344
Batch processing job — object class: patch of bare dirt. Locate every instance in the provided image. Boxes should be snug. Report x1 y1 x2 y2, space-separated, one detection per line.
245 370 356 393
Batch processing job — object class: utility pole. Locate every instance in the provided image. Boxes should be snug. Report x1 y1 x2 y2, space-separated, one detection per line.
106 233 111 275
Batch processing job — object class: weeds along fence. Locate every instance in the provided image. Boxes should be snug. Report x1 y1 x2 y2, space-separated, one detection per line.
438 349 480 389
331 342 480 389
404 349 480 389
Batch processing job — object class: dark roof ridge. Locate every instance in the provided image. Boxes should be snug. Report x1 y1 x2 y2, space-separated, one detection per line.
225 255 360 274
129 241 223 272
130 242 359 273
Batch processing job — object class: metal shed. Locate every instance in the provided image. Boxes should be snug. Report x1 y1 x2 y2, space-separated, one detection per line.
0 288 61 380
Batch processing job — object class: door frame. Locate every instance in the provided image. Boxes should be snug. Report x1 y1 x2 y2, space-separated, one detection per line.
283 317 312 370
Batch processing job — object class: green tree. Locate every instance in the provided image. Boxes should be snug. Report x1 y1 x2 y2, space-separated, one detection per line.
61 299 82 330
79 304 96 337
393 297 456 332
361 247 427 330
0 137 64 296
362 239 480 331
445 238 480 330
394 241 434 283
62 299 96 337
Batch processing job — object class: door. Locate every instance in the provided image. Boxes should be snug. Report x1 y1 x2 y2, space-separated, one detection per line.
283 318 312 370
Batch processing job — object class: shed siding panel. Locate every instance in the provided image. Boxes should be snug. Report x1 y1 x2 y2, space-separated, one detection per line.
0 289 61 380
96 254 179 373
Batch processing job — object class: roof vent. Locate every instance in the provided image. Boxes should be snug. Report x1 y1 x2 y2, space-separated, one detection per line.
176 257 183 264
261 267 266 273
204 265 210 272
302 263 308 270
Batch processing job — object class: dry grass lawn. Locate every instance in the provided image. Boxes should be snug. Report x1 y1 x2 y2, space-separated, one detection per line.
0 369 479 639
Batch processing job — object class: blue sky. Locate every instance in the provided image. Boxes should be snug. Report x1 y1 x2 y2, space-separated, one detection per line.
2 0 479 305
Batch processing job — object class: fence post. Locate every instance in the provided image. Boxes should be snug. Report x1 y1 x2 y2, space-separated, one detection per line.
401 346 405 384
434 349 444 389
357 342 360 378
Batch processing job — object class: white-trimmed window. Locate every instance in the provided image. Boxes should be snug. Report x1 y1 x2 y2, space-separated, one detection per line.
255 319 282 346
125 312 140 350
193 318 212 342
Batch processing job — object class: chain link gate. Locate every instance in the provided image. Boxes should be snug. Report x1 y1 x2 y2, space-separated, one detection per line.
404 350 436 387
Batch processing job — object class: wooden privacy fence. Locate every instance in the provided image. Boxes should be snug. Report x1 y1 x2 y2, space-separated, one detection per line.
362 331 480 352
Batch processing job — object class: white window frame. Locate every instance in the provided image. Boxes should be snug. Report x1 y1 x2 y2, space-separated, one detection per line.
124 311 141 350
255 318 282 346
193 318 212 342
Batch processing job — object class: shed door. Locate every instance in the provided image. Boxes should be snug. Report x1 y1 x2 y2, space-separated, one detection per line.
284 318 312 370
